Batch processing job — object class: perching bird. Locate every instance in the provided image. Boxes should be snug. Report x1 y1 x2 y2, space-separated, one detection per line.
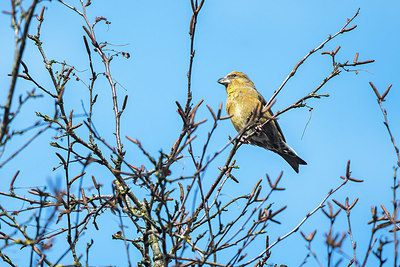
217 71 307 173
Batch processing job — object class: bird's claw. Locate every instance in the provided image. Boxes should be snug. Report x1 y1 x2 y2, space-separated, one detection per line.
255 124 263 133
239 136 251 144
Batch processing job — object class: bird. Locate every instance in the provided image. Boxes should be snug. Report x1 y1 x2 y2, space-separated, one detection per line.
217 71 307 173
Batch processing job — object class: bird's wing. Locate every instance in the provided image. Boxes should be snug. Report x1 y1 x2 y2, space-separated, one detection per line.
256 91 286 143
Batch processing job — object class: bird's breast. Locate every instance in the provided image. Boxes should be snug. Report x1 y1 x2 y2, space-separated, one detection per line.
226 91 256 132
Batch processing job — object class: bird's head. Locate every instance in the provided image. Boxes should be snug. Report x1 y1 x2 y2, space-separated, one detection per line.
217 71 255 89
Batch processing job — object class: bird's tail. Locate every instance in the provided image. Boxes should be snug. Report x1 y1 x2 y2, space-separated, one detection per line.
277 143 307 173
279 152 307 173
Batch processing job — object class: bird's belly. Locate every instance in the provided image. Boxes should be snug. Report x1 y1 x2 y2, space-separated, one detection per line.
228 100 253 132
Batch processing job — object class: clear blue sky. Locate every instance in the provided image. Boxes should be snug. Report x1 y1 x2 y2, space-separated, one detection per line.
0 0 399 266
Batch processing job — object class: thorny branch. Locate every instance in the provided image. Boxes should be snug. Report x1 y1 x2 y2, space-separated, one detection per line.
1 3 395 267
0 1 54 168
369 82 400 166
266 8 361 107
0 0 39 144
244 161 363 266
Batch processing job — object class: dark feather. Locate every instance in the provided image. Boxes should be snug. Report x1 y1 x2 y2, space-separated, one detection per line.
278 152 307 173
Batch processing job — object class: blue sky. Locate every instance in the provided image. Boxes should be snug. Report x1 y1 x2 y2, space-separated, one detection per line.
0 0 400 266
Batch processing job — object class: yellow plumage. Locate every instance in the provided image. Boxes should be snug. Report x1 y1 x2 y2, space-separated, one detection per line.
218 71 307 173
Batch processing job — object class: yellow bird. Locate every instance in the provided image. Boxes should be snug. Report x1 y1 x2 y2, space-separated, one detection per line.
218 71 307 173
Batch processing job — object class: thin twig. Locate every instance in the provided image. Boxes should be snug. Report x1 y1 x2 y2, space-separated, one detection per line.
266 8 360 107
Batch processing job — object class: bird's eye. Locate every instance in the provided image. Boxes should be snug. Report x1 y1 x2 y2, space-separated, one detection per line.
227 74 237 79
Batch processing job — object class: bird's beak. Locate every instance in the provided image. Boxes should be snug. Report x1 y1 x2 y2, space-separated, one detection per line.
217 77 230 86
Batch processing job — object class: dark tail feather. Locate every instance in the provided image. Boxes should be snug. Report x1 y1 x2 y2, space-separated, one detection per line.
279 153 307 173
